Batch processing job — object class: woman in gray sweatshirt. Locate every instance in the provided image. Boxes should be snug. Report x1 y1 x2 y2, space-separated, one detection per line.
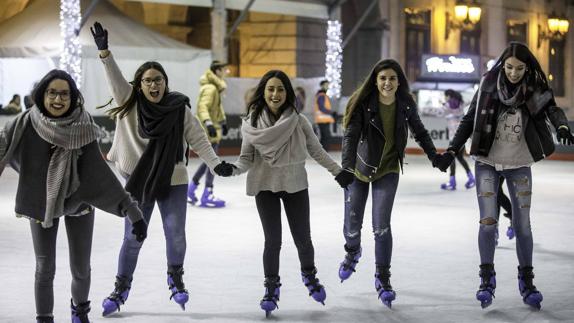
0 69 147 323
232 70 348 317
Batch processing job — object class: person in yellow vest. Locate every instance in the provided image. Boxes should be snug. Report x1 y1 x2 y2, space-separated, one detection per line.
188 61 228 207
314 80 335 151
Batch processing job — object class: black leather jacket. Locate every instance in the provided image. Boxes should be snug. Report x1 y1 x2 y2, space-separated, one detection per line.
342 94 437 178
448 76 569 162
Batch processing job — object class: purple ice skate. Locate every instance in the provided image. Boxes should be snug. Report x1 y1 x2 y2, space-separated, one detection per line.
71 299 91 323
375 266 396 308
199 187 225 208
506 226 515 240
187 182 199 204
102 276 131 316
518 266 543 310
440 176 456 190
338 246 362 282
476 264 496 309
465 171 476 189
301 268 326 305
260 276 281 318
167 266 189 310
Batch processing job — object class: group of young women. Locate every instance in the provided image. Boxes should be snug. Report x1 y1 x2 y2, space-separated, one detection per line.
0 18 571 322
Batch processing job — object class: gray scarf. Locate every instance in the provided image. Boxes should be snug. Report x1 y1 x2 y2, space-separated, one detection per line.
241 107 307 167
29 106 100 228
497 71 525 108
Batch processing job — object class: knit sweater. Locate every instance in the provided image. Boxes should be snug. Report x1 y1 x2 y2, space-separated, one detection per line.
233 111 341 196
100 53 221 184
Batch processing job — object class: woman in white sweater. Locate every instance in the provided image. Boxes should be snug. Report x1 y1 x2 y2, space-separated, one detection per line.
232 70 349 317
90 22 233 315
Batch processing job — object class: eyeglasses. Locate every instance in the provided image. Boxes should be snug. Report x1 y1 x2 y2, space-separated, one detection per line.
45 89 70 101
141 76 165 87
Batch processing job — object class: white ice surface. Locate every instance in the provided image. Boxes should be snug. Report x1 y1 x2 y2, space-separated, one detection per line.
0 154 573 323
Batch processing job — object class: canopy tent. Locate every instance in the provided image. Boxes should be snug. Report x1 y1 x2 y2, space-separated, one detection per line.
0 0 211 114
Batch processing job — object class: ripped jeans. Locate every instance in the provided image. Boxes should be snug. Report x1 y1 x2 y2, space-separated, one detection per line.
475 162 533 267
343 173 399 266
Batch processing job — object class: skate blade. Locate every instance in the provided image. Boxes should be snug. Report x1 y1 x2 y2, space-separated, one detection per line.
265 310 271 318
179 303 186 311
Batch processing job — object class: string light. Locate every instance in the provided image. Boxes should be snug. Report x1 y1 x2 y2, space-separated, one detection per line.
325 20 342 99
59 0 82 88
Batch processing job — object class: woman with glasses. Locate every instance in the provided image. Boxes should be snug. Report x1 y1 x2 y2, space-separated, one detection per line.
0 69 148 323
91 22 233 315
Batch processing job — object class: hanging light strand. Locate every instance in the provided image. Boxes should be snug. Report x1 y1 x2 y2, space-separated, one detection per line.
59 0 82 88
325 20 342 99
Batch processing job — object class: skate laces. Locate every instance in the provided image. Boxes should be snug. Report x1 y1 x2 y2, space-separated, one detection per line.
168 269 188 298
342 251 360 271
71 300 91 323
375 272 393 291
302 271 323 294
262 280 281 303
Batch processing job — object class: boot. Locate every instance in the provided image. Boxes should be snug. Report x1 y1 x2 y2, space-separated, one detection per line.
375 266 396 308
476 264 496 309
199 187 226 208
440 176 456 190
465 171 476 189
260 276 281 317
338 245 362 282
167 265 189 310
518 266 543 309
71 299 91 323
187 182 199 205
506 226 515 240
301 267 326 305
102 275 132 316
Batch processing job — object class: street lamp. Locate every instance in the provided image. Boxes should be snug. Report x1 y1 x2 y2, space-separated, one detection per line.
446 0 482 40
538 12 570 48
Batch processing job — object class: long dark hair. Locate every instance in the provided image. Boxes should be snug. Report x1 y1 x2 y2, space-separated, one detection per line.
32 69 83 117
102 61 170 119
343 59 414 128
245 70 297 127
486 41 549 93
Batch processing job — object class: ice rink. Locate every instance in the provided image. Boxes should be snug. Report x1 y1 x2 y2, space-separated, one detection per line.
0 154 573 323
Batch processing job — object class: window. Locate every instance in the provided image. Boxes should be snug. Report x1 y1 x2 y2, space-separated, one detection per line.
460 28 481 54
548 40 565 96
405 8 431 81
507 21 528 44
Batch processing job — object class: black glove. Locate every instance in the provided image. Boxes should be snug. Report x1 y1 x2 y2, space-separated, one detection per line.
214 161 236 177
433 152 455 172
557 126 574 145
131 219 147 243
335 169 355 189
221 123 229 136
206 124 217 138
90 21 108 51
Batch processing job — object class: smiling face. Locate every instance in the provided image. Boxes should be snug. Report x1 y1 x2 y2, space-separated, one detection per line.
141 68 166 103
43 79 71 117
503 56 527 84
376 68 399 102
264 77 286 114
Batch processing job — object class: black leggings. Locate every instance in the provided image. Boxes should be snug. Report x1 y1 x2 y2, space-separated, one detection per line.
498 177 513 220
30 211 94 317
255 189 315 277
449 149 471 176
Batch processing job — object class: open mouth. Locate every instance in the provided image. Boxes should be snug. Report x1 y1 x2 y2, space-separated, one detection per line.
50 103 65 110
150 90 160 98
270 98 282 104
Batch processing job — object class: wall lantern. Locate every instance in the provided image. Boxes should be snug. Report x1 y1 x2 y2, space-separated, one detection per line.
538 12 569 48
445 0 482 40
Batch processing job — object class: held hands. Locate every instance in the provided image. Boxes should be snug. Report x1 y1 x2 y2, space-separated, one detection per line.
90 21 108 51
557 126 574 145
206 124 217 138
335 169 355 189
131 219 148 243
214 161 236 177
433 152 455 172
221 123 229 136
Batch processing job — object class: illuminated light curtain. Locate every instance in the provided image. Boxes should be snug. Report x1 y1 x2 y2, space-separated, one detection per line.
59 0 82 88
325 20 342 99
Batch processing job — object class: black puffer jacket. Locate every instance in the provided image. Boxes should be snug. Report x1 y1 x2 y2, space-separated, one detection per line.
342 94 437 177
448 75 569 162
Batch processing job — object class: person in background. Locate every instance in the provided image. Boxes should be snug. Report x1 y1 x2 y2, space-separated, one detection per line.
314 80 335 151
0 94 22 115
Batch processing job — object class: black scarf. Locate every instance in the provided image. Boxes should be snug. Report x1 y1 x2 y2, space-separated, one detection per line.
125 91 188 204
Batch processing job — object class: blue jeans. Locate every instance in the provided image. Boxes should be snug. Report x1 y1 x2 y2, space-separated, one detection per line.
475 162 533 267
192 143 219 187
117 184 188 278
343 173 399 266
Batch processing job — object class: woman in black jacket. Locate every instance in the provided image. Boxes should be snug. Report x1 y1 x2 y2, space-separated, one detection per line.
0 70 147 323
336 59 442 307
436 42 574 310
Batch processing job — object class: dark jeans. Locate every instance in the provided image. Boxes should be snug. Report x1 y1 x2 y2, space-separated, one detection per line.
343 173 400 266
475 162 533 266
30 210 94 317
255 189 315 277
449 149 471 176
192 143 219 187
317 123 332 152
117 185 187 278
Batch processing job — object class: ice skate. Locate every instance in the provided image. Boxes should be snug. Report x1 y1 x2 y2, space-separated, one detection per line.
199 187 226 208
518 266 543 310
167 266 189 310
465 171 476 189
71 299 91 323
338 246 362 282
476 264 496 309
260 276 281 318
301 268 326 305
440 176 456 190
102 275 131 316
375 266 396 308
187 182 199 205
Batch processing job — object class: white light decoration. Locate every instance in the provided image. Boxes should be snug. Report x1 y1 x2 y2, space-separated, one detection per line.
425 56 475 74
59 0 82 88
325 20 342 99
